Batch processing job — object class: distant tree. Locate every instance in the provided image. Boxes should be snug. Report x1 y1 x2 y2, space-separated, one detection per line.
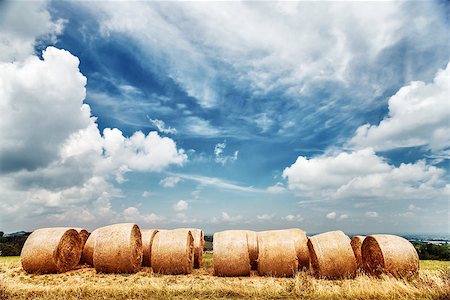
0 243 18 256
413 242 450 261
0 231 4 237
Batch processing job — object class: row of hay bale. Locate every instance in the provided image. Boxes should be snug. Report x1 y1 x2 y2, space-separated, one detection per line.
213 229 309 277
21 224 204 274
213 229 419 279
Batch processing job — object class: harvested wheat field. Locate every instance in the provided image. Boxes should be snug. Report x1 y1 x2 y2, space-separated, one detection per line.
1 255 449 300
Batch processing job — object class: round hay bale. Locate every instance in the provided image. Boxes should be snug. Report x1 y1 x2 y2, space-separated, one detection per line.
141 229 159 267
257 230 298 277
287 228 309 270
213 230 251 276
72 228 90 248
151 229 194 274
351 236 365 269
180 228 204 268
244 230 258 270
308 230 357 279
81 227 103 266
93 223 142 273
362 234 419 278
21 228 82 274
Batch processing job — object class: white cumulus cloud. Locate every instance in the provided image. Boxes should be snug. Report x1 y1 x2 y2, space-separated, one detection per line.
0 47 88 173
0 1 65 62
214 142 238 166
283 148 391 191
221 211 242 222
349 62 450 154
338 214 349 220
0 47 187 231
160 176 182 188
123 206 164 223
326 212 337 219
283 148 447 201
266 182 286 193
173 200 188 212
282 214 303 222
365 211 378 218
256 214 275 221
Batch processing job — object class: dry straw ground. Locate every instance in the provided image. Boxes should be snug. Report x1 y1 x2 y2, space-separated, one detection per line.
1 255 449 299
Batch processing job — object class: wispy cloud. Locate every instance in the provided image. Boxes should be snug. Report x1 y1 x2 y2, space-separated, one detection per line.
173 200 188 212
148 117 177 134
214 142 238 166
257 213 275 221
282 214 303 222
159 176 182 188
184 116 221 137
365 211 378 218
169 172 264 193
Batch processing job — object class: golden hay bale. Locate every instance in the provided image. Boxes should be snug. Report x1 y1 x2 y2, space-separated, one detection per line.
151 229 194 274
81 227 103 266
72 228 90 248
287 228 309 270
257 230 298 277
308 230 357 279
213 230 251 276
361 234 419 278
93 223 143 273
21 228 82 274
243 230 258 270
180 228 204 268
141 229 159 267
351 235 365 269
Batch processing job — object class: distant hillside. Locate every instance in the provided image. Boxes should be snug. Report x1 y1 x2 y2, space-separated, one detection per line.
0 232 31 256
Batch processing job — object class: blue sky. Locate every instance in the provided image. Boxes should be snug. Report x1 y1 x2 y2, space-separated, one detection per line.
0 1 448 234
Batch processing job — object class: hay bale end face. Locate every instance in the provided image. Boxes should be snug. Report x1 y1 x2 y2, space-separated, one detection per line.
141 229 159 267
151 229 194 275
257 230 298 277
213 230 251 277
21 228 82 274
93 223 143 273
362 234 419 278
180 228 204 269
351 236 365 269
308 230 357 279
72 228 90 248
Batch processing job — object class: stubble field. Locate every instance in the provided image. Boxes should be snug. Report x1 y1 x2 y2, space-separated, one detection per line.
0 255 449 299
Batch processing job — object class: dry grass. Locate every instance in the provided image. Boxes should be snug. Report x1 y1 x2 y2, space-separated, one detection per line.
1 255 449 299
